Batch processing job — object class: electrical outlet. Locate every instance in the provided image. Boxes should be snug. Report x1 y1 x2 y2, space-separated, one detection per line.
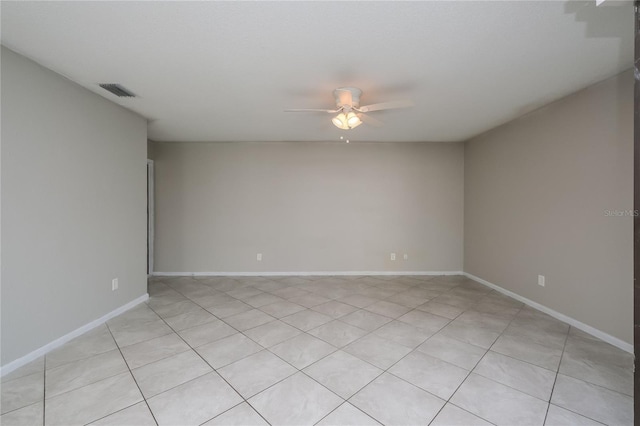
257 253 262 262
538 275 545 287
403 253 408 261
390 253 396 261
112 278 119 291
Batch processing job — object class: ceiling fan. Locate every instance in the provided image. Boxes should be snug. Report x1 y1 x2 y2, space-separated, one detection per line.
285 87 414 130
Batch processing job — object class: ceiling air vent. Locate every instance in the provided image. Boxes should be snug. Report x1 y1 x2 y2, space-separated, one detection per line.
99 83 136 98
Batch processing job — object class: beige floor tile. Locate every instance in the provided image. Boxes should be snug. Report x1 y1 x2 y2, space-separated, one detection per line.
288 293 331 308
339 310 392 332
91 402 156 425
308 320 368 347
46 325 117 369
416 301 464 319
193 333 258 368
373 320 433 348
337 294 379 309
550 374 632 425
45 372 143 425
491 332 563 371
178 319 237 347
559 334 633 396
397 310 450 333
2 357 44 382
316 403 381 426
350 373 445 425
281 309 333 331
544 404 602 426
218 350 296 398
243 320 301 347
152 300 202 319
132 350 212 398
451 373 548 426
147 372 242 426
120 333 190 369
269 333 336 369
45 349 128 398
206 300 253 318
389 351 468 400
162 308 217 331
474 351 556 401
223 309 275 331
344 334 411 369
304 350 382 399
430 404 492 426
109 319 173 348
0 401 43 426
1 372 44 414
248 372 342 425
417 334 486 370
243 293 285 308
258 300 306 318
312 301 359 319
364 300 411 318
204 402 267 425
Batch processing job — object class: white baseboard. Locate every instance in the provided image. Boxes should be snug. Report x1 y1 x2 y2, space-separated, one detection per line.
153 271 464 277
0 293 149 377
464 272 633 354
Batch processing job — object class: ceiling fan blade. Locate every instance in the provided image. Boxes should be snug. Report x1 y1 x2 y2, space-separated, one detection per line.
358 99 414 113
358 113 384 127
284 108 340 113
335 88 353 107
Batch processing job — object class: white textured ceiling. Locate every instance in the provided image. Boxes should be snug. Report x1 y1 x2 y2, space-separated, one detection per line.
1 1 633 142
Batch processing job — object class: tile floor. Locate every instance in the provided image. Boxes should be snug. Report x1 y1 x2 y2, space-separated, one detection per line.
0 275 633 425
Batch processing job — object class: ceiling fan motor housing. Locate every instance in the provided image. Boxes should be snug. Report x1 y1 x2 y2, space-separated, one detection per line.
334 87 362 108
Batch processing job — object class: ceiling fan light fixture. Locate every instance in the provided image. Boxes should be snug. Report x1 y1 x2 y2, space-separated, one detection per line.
332 112 362 130
346 112 362 128
332 113 349 130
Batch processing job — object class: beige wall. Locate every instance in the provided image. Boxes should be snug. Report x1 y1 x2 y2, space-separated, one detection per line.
464 70 633 344
1 47 148 365
153 142 464 273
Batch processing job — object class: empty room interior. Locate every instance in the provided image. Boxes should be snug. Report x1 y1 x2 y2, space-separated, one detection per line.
0 1 635 425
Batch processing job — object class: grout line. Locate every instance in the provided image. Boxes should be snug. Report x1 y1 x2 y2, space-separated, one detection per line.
104 322 160 426
42 352 140 402
172 281 396 423
317 302 467 424
434 402 499 426
312 401 372 425
434 296 526 422
147 274 625 426
28 278 495 425
482 346 561 374
543 324 570 425
543 327 611 426
424 302 528 424
145 292 273 426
